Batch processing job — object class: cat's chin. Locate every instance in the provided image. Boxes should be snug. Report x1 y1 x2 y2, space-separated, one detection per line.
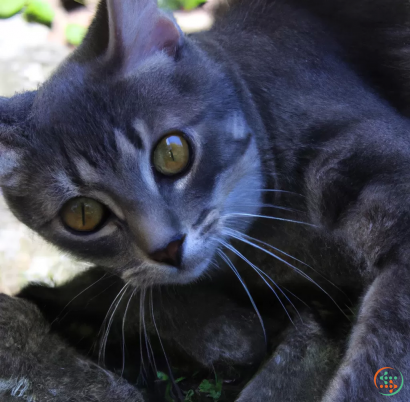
121 258 212 289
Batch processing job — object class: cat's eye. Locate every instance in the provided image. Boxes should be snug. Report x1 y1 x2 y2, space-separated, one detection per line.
153 133 190 176
61 197 107 232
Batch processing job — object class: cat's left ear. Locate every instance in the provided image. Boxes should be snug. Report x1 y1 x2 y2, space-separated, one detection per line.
105 0 183 74
0 93 34 187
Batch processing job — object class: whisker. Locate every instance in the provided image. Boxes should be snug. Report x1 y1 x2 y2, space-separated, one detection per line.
150 288 183 401
243 189 305 197
217 250 267 343
141 289 156 372
121 288 136 378
280 286 311 310
219 240 297 325
225 212 316 227
51 273 110 326
139 290 147 379
224 230 350 320
233 203 304 214
227 228 350 299
99 282 130 366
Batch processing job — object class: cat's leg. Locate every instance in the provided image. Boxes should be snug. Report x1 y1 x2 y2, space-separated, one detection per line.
236 312 343 402
301 120 410 401
0 293 145 402
321 265 410 401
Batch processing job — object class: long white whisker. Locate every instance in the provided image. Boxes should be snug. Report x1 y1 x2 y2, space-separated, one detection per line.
224 230 350 320
150 288 182 400
281 286 311 310
244 189 304 197
142 289 155 371
217 250 267 343
99 282 130 366
233 203 303 213
225 212 316 227
121 288 136 378
219 240 297 325
139 290 147 379
227 228 349 299
51 273 110 326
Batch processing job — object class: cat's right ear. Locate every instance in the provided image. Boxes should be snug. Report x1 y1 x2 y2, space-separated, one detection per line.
0 92 34 188
104 0 183 74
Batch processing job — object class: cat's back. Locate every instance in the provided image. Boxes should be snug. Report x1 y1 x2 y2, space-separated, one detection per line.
208 0 410 114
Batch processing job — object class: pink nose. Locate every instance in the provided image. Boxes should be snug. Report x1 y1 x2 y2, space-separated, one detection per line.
150 236 185 267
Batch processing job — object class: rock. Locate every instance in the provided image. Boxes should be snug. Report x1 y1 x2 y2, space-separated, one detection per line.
0 14 69 97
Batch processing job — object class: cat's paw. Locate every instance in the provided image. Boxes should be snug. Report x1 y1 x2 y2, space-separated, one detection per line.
0 294 47 355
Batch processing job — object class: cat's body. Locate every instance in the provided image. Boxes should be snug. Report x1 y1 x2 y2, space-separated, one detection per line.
1 0 410 400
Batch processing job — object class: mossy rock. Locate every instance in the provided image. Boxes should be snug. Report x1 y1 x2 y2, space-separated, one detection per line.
24 0 54 27
0 0 25 19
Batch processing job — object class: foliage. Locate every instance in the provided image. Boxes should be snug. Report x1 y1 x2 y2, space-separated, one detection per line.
65 23 87 46
184 389 195 401
158 0 206 11
24 0 54 26
198 377 223 400
157 371 188 402
0 0 25 18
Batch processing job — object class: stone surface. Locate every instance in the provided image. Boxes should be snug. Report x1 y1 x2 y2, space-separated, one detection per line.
0 15 78 294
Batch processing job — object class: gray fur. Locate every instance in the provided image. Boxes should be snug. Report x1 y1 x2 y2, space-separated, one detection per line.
1 0 410 400
0 294 144 401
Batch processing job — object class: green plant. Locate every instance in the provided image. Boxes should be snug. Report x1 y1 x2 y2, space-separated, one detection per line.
24 0 54 26
157 371 187 402
0 0 25 18
158 0 206 11
184 389 195 401
65 23 87 46
198 376 223 401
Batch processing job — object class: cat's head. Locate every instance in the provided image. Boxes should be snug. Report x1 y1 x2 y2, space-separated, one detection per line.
0 0 263 288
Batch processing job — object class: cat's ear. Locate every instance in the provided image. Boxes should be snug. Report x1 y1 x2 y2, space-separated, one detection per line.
0 93 34 187
105 0 183 74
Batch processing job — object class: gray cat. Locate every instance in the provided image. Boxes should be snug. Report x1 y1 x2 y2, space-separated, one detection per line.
1 0 410 400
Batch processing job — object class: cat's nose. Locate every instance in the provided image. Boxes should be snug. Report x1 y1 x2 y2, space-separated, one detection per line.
150 235 185 268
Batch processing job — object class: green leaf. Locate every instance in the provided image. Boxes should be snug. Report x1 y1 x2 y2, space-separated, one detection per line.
184 389 195 402
199 379 212 392
0 0 25 19
199 378 222 401
158 0 205 11
24 0 54 26
165 382 174 402
65 23 87 46
175 376 186 383
157 371 169 381
181 0 205 10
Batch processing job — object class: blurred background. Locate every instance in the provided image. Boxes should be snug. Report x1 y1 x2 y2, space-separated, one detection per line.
0 0 213 294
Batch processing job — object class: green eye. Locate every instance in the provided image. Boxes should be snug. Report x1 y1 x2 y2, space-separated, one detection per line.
61 197 107 232
153 133 190 176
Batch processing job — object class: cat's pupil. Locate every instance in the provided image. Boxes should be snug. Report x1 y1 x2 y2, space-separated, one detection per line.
61 197 107 233
153 133 190 176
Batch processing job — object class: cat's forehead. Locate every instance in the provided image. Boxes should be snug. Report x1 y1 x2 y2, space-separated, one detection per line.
33 49 231 139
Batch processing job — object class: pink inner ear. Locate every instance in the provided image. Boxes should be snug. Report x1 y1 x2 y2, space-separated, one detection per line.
106 0 183 74
151 17 182 57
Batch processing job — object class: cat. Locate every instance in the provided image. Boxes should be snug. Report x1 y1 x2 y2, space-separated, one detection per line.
2 0 410 400
18 266 348 401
